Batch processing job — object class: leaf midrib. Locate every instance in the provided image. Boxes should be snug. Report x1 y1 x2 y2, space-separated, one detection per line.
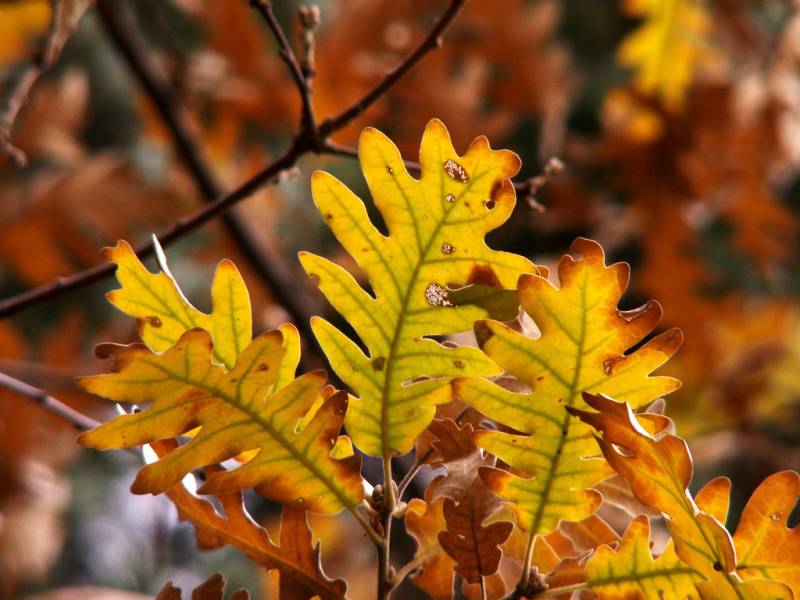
377 156 490 456
142 357 355 511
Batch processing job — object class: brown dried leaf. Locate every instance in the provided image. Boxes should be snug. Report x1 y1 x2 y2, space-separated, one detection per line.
154 573 249 600
150 440 347 600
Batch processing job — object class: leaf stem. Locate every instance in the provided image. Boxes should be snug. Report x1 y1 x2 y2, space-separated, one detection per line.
378 454 397 599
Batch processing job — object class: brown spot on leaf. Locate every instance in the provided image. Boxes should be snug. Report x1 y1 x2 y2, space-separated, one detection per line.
445 193 456 203
372 356 386 371
467 265 502 287
443 159 469 182
258 363 270 371
145 316 162 328
441 242 455 255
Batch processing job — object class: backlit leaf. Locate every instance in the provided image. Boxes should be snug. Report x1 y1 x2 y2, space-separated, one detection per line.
570 393 795 600
405 497 456 600
78 329 363 513
299 119 534 457
155 572 249 600
454 238 682 535
584 515 702 599
153 441 347 600
103 240 251 369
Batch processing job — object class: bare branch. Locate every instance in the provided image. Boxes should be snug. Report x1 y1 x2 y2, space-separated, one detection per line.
0 0 473 320
0 0 93 165
297 5 321 81
0 143 301 318
0 370 99 431
319 0 467 137
249 0 316 132
95 0 323 365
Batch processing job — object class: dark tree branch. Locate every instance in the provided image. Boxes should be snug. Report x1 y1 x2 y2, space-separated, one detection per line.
0 370 99 431
95 0 322 365
0 0 471 322
249 0 316 132
0 143 301 318
318 0 467 137
0 0 93 165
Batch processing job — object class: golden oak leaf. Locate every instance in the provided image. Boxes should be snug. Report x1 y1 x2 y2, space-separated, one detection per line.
103 240 251 369
155 573 249 600
733 471 800 594
299 119 535 457
405 497 456 600
454 237 682 536
617 0 715 111
584 515 702 599
78 330 362 513
695 472 800 596
570 393 795 600
152 441 347 600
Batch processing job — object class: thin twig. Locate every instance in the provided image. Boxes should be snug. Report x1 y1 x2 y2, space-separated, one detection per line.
323 140 561 200
94 0 323 366
297 5 321 81
0 0 470 322
0 0 92 165
0 370 99 431
249 0 316 132
319 0 467 137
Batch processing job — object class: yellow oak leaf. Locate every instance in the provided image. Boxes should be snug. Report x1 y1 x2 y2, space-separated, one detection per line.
103 240 251 369
299 119 535 457
570 393 795 600
78 329 363 513
454 238 682 536
585 515 702 599
617 0 715 111
695 472 800 596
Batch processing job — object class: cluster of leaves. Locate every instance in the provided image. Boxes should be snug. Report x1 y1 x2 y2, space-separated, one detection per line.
2 0 800 597
78 121 800 599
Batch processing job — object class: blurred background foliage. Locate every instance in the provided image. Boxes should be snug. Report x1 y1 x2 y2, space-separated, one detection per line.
1 0 799 597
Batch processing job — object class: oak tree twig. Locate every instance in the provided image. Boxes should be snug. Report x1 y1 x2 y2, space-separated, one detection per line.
0 0 92 165
95 0 322 366
318 0 467 138
0 0 470 324
0 370 99 431
249 0 316 132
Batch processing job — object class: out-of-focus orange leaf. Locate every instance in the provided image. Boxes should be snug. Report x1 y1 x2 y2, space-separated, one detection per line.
0 0 51 64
